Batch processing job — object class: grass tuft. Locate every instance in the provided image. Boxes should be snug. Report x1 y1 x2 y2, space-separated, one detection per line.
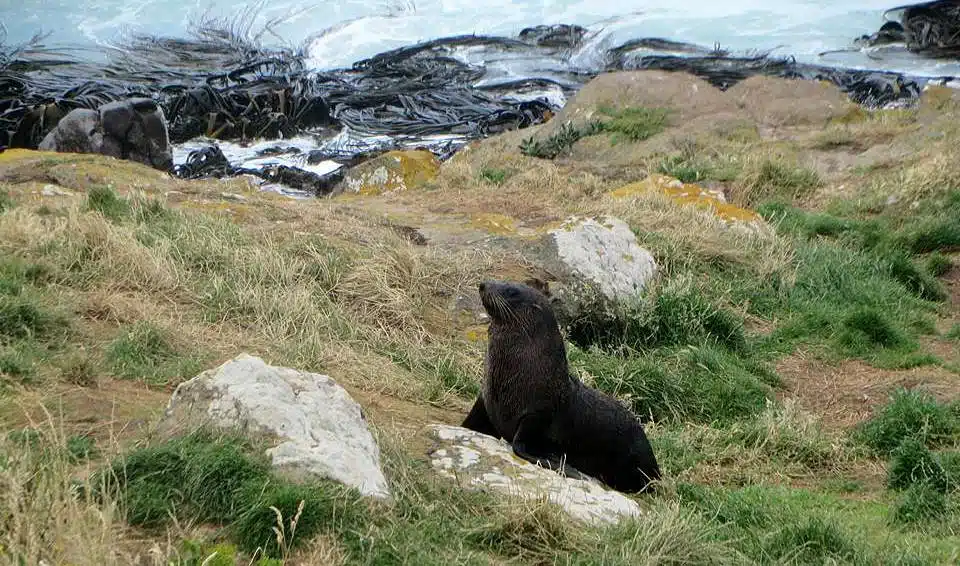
104 432 367 559
855 388 959 456
0 293 63 343
478 167 511 185
887 438 949 492
892 482 949 526
947 323 960 341
597 106 671 143
105 321 204 385
86 186 131 222
561 277 747 354
925 252 953 277
766 516 859 565
520 121 601 159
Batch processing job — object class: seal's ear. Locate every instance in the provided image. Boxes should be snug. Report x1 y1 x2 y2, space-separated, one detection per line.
524 277 551 297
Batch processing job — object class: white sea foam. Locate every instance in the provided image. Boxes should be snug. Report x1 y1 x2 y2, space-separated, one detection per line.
8 0 960 76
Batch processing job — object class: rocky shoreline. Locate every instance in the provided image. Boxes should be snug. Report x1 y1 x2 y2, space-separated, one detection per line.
4 3 960 195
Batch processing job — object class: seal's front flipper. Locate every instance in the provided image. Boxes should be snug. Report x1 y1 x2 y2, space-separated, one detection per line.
462 396 499 438
511 412 592 482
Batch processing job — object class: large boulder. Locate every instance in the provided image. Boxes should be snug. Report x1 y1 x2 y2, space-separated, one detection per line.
335 150 440 196
428 425 643 525
533 215 657 318
39 98 173 171
157 353 391 499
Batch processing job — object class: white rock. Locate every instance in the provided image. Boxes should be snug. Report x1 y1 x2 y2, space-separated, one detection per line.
543 215 657 302
41 184 73 197
159 353 390 499
427 424 643 525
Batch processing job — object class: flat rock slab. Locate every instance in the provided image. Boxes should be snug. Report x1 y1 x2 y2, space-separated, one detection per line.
158 353 390 499
427 424 643 526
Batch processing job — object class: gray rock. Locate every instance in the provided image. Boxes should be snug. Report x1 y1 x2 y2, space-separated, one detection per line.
38 110 101 155
428 424 643 525
39 97 172 171
158 353 391 499
534 216 657 318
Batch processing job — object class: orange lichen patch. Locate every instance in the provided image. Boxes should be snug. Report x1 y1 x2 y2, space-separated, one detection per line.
610 173 761 223
340 150 441 196
468 212 517 235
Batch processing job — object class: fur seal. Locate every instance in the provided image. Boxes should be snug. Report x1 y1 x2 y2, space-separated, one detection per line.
462 280 661 493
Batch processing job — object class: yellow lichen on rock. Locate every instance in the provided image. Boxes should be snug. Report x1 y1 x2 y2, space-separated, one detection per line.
468 212 517 235
463 325 488 342
610 173 761 223
339 150 441 196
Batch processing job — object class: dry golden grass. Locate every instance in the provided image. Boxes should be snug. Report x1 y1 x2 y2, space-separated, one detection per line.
0 408 131 566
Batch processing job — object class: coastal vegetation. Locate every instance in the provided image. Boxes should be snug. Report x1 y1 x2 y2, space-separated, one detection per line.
1 71 960 564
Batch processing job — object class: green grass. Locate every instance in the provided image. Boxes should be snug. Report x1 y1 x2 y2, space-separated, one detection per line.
570 344 775 424
656 154 739 184
891 482 950 527
855 388 959 456
478 167 511 185
0 292 64 344
0 189 13 212
519 121 602 159
739 204 945 368
738 159 822 205
925 252 953 277
561 277 747 354
65 434 99 463
86 186 131 222
887 438 950 492
596 106 671 143
105 321 205 385
101 431 367 559
946 323 960 341
677 483 957 564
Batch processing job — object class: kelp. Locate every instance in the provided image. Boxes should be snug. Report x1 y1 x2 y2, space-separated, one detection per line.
0 9 955 186
857 1 960 58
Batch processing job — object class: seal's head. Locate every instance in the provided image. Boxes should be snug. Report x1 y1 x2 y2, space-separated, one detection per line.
478 280 556 329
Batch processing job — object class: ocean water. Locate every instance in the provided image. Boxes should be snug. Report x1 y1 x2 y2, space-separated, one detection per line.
7 0 960 77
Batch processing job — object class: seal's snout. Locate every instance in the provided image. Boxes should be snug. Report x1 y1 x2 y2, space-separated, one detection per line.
478 281 487 294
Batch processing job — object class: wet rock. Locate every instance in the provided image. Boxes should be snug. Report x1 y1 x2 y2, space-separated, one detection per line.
727 75 857 127
157 353 390 499
428 424 642 525
38 98 172 171
609 174 763 224
335 150 441 196
533 215 657 320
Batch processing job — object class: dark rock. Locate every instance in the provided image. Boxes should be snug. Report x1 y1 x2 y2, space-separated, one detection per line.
38 97 172 171
518 24 588 49
37 109 101 154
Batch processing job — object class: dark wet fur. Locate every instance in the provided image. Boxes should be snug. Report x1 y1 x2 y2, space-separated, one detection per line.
462 280 661 493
